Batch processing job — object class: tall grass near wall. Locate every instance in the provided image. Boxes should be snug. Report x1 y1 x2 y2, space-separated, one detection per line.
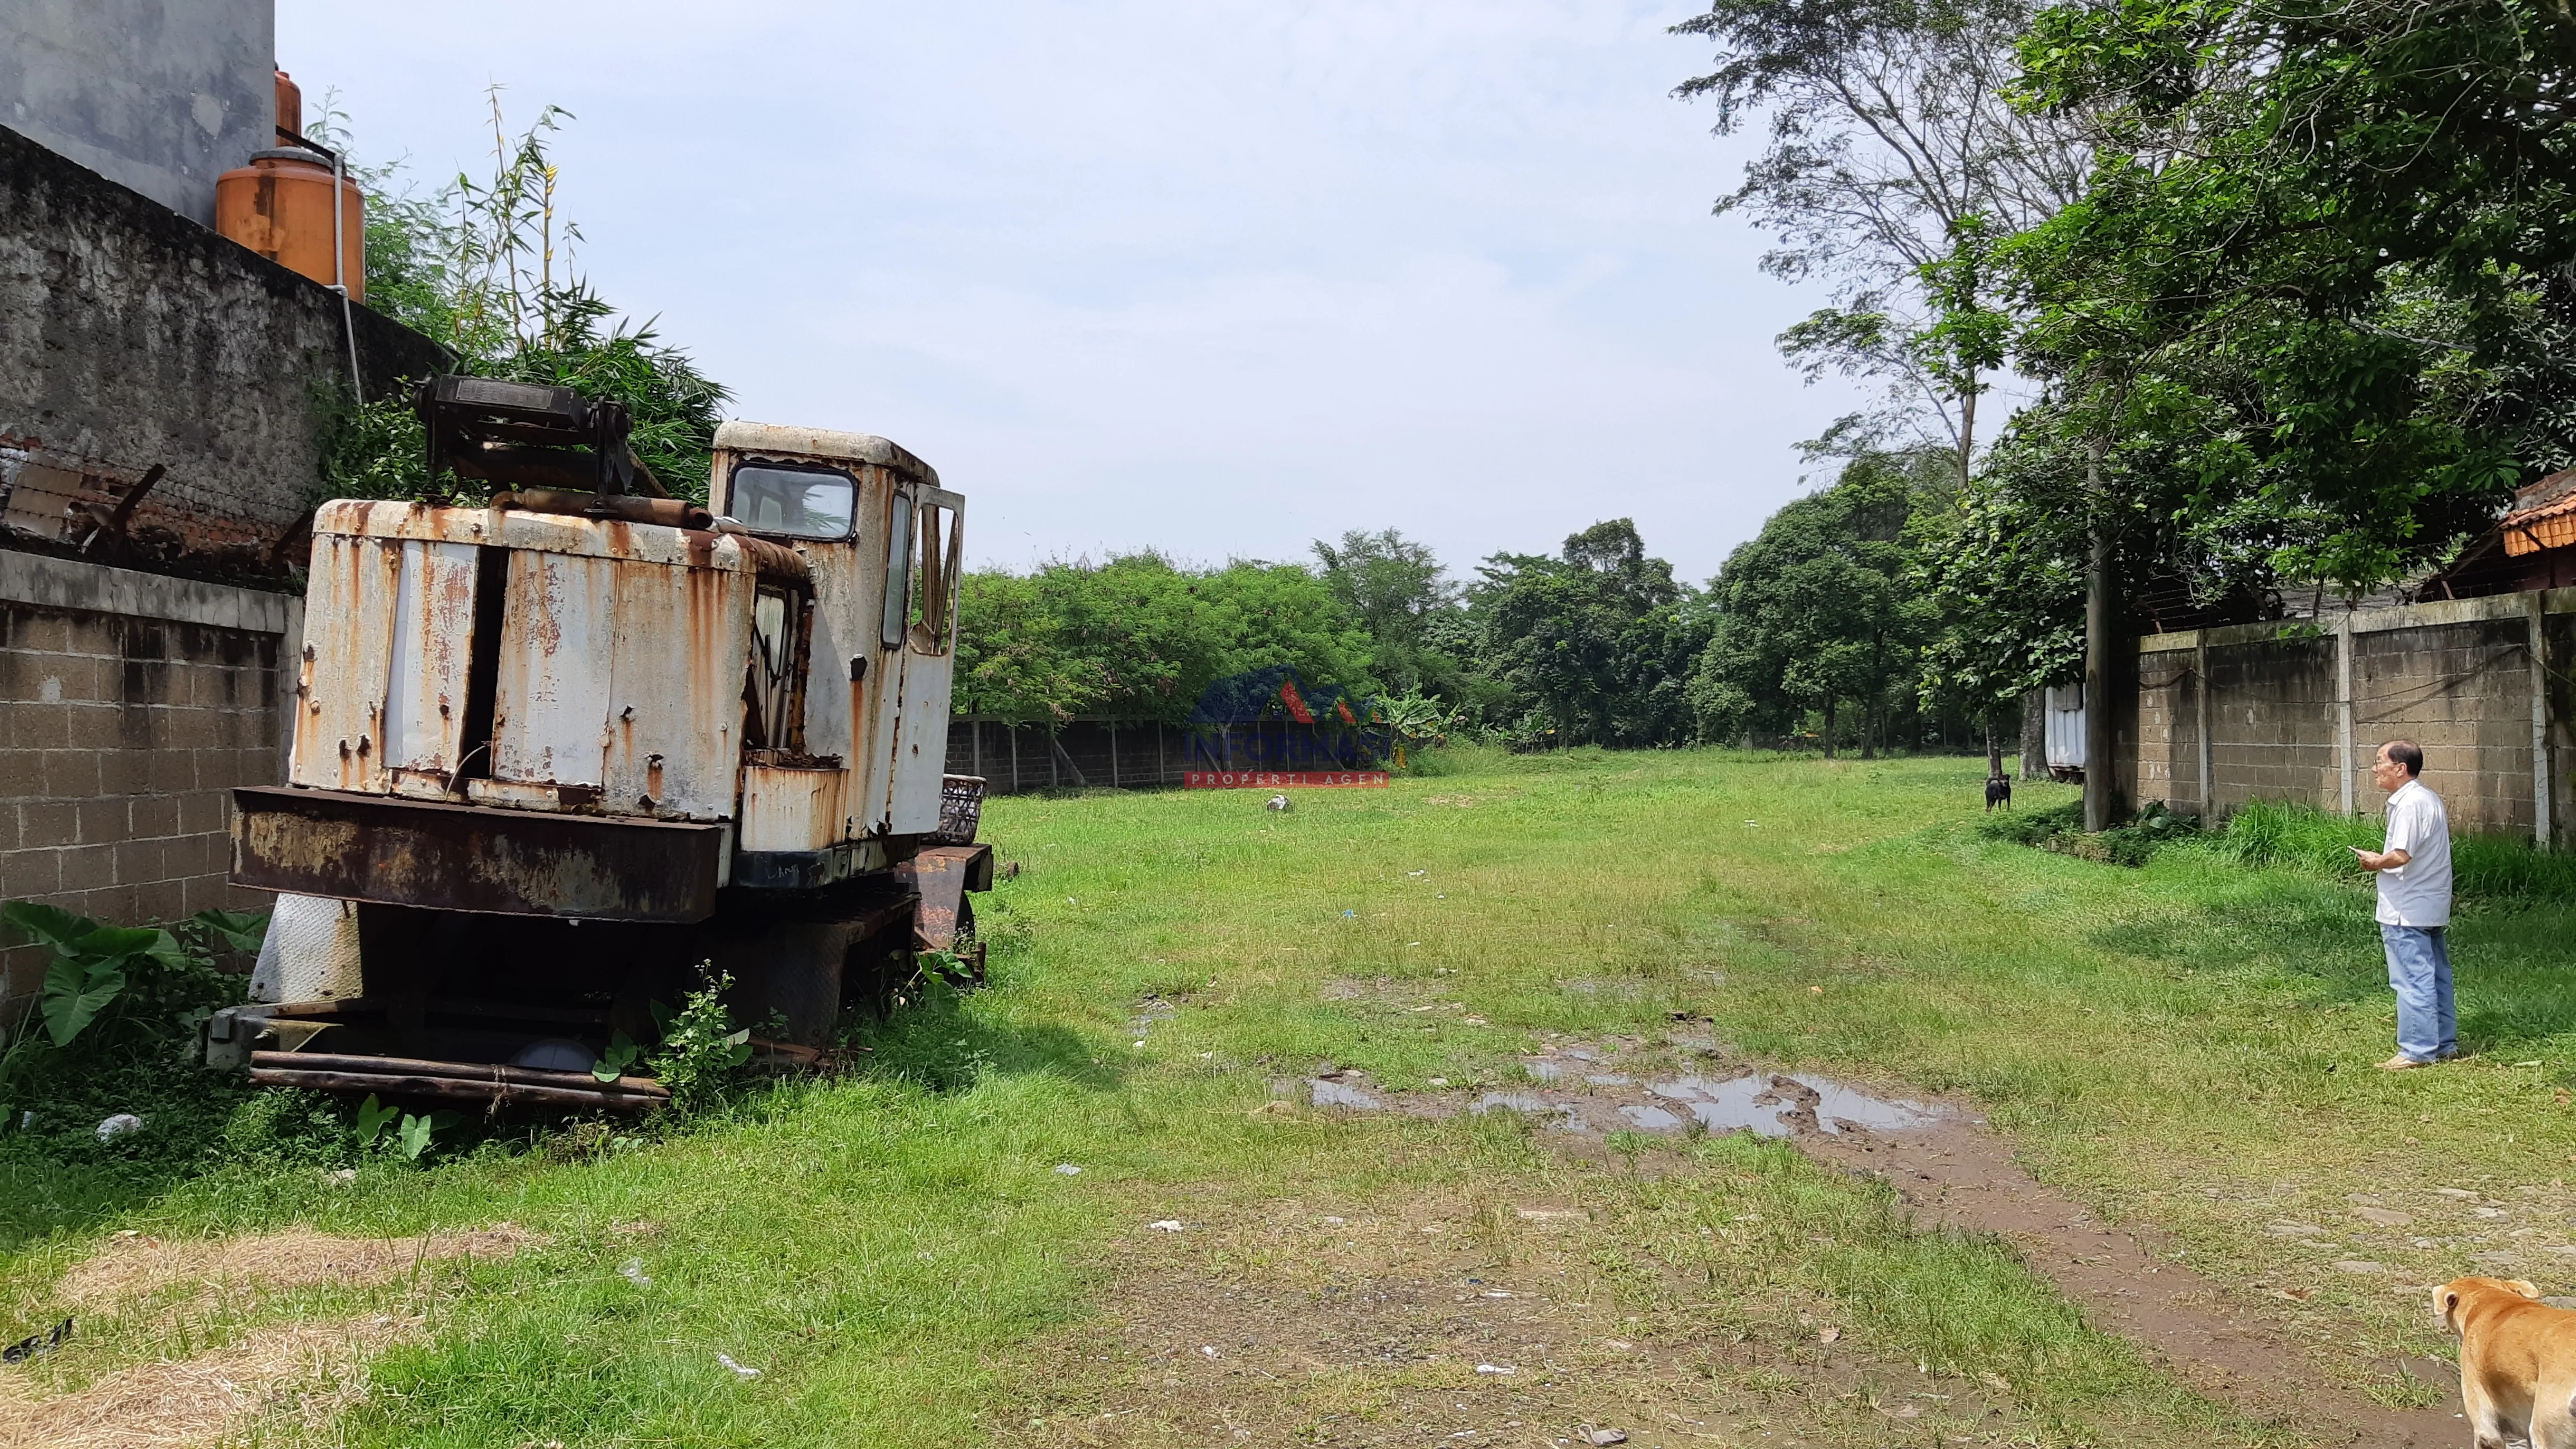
2201 799 2576 903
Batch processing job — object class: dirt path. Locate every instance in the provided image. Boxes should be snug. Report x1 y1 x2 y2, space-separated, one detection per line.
1294 1030 2469 1449
1801 1106 2461 1448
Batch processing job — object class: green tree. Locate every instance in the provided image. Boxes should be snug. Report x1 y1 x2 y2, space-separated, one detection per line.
1693 453 1938 755
953 553 1374 726
313 93 731 505
1909 420 2087 771
1474 520 1707 747
1672 0 2089 479
1311 529 1465 696
1971 0 2571 820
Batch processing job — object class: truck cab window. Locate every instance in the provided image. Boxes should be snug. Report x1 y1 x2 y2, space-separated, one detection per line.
910 503 959 656
880 491 913 649
745 586 804 749
731 465 855 539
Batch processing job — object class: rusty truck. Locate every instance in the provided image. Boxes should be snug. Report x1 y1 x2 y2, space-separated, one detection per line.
209 376 991 1111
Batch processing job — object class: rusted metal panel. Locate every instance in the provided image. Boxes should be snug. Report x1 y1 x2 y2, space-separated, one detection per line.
740 763 845 853
230 785 722 921
603 549 753 817
462 778 602 812
289 449 955 875
712 421 941 487
794 532 878 827
382 539 480 796
247 1050 669 1111
896 844 992 949
299 501 769 825
490 548 617 788
886 488 965 835
293 531 405 793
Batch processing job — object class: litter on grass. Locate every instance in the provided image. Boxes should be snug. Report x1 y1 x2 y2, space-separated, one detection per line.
92 1115 141 1142
1148 1220 1184 1233
716 1353 761 1379
1053 1164 1082 1175
619 1259 650 1286
1 1319 69 1364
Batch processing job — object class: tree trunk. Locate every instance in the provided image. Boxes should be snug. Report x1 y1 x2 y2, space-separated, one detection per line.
1985 712 2003 779
2020 689 2045 780
1957 376 1977 491
2083 444 2115 832
1821 698 1838 759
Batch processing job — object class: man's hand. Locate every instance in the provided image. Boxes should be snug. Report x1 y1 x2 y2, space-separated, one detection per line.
2353 846 2411 872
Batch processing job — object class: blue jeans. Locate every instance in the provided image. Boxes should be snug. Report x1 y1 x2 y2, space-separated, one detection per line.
2382 925 2457 1063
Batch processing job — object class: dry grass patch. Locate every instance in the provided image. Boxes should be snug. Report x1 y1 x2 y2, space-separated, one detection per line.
0 1313 415 1449
55 1224 541 1308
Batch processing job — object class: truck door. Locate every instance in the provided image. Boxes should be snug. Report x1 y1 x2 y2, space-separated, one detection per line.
882 485 963 834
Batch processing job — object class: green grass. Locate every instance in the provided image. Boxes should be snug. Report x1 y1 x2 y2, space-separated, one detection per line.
17 746 2576 1444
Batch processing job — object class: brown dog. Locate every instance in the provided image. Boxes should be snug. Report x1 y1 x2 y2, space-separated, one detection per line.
2436 1276 2576 1447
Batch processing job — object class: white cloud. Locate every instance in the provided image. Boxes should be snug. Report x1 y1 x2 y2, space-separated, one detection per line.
280 0 1867 580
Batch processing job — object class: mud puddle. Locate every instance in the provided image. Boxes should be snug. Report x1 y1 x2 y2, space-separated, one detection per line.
1303 1044 2466 1449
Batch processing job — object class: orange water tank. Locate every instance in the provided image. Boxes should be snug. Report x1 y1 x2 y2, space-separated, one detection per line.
216 148 364 301
274 69 302 139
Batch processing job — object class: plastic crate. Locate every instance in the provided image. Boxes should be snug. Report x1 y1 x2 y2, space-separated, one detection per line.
935 774 987 845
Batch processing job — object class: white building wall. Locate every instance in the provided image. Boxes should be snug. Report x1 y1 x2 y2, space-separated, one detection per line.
0 0 276 226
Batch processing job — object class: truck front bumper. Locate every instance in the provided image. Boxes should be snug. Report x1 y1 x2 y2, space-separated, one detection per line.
230 785 724 922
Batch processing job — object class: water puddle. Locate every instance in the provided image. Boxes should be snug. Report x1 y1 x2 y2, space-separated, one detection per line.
1618 1104 1686 1131
1308 1078 1382 1110
1641 1073 1945 1138
1470 1091 1583 1129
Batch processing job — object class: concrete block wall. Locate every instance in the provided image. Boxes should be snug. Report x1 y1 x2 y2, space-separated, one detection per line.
2211 635 2340 812
2134 591 2568 839
0 551 295 1001
2134 650 2206 817
2354 615 2537 836
1 122 447 567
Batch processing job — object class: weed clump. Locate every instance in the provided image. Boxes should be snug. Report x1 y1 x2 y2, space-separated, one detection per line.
648 968 754 1116
2210 798 2576 902
0 905 263 1189
1975 799 2200 866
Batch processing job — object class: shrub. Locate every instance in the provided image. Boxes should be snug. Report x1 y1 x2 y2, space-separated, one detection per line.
1977 800 2081 848
2208 798 2576 903
647 967 753 1116
1975 799 2199 867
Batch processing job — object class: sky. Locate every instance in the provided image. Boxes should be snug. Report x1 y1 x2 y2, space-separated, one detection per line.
276 0 1871 584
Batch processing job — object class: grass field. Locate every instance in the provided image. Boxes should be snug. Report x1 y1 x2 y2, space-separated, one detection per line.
8 747 2576 1446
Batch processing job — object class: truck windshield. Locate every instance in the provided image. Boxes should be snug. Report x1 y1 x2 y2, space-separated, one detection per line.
730 465 855 538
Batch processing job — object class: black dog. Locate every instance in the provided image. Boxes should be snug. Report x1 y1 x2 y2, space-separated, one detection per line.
1984 775 2012 811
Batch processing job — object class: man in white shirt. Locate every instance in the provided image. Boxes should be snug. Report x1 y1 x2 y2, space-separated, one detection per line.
2353 739 2455 1069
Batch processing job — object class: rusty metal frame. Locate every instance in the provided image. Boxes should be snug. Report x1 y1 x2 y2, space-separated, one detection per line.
248 1050 670 1111
231 785 723 922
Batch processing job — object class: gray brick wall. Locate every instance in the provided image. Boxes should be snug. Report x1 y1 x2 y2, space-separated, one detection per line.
2133 592 2572 841
0 551 294 1003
